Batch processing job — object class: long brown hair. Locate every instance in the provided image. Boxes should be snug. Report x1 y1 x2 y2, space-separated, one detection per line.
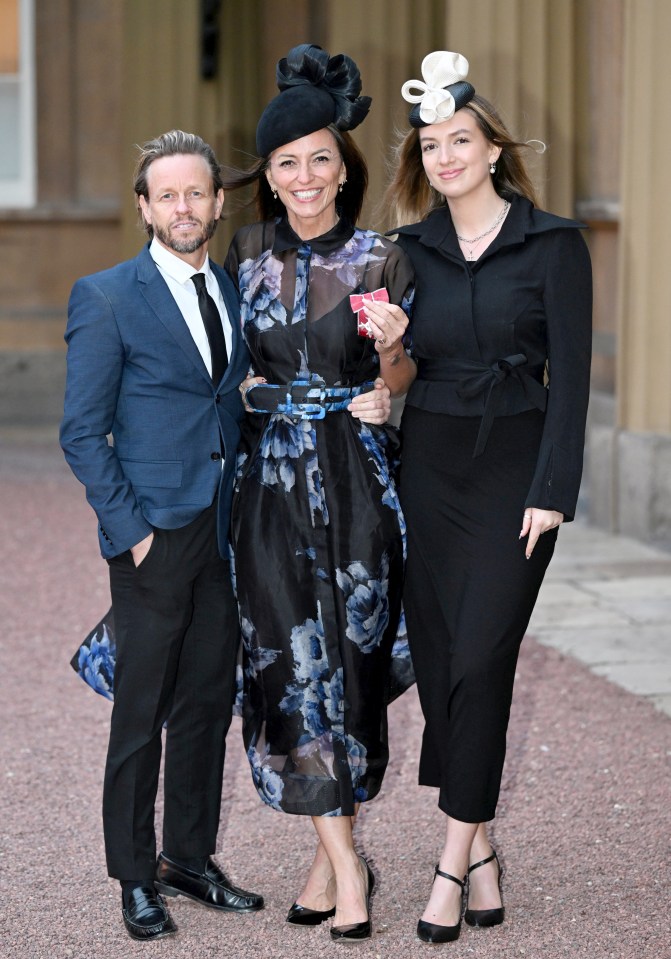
221 126 368 226
384 94 542 227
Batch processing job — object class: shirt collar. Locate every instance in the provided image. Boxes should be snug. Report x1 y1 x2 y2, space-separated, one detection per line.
272 216 356 255
149 237 212 285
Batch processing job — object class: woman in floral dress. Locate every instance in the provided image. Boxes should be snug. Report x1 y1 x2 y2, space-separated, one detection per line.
224 44 414 942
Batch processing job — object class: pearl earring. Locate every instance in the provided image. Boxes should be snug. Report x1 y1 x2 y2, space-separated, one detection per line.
489 162 496 175
271 188 278 199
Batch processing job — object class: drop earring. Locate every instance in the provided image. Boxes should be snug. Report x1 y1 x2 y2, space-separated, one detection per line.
339 178 347 193
489 162 496 175
271 187 278 200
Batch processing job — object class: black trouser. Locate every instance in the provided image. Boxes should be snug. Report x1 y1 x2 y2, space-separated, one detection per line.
103 500 239 880
400 407 557 823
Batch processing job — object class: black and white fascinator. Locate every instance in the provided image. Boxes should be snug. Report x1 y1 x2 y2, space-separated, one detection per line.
401 51 475 128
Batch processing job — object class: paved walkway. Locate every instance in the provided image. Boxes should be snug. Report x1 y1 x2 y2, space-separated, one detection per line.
531 521 671 718
1 431 669 959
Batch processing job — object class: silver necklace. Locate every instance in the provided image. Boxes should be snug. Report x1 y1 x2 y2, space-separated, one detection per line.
456 200 510 260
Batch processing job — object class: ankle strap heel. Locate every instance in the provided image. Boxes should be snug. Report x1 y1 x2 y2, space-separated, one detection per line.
464 849 505 928
416 867 466 943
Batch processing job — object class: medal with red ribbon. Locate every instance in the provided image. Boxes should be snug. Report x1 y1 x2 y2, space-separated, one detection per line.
349 288 390 338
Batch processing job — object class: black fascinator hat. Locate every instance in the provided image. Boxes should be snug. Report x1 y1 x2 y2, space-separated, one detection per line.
401 51 475 128
256 43 372 157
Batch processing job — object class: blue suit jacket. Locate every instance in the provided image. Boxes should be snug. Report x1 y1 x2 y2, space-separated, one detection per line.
60 244 249 558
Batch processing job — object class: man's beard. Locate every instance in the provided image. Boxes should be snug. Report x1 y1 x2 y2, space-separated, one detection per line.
154 215 218 255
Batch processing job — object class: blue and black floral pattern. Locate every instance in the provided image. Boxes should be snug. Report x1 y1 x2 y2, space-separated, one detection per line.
246 416 329 526
341 733 368 803
238 251 287 331
279 609 345 744
312 230 386 289
70 612 116 700
247 739 285 810
357 423 407 559
336 556 390 653
228 217 415 816
241 614 282 680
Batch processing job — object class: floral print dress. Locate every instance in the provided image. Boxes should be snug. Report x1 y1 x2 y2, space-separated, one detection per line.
225 217 414 816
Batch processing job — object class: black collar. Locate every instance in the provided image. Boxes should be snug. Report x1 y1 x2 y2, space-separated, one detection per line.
391 194 585 264
272 216 356 255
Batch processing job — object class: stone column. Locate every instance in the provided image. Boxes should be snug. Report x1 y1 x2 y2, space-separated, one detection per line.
614 0 671 542
575 0 623 532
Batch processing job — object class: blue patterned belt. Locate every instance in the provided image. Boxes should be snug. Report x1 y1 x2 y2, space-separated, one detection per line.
245 379 375 420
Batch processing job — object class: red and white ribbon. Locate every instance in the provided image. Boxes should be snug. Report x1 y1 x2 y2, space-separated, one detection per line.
349 287 389 314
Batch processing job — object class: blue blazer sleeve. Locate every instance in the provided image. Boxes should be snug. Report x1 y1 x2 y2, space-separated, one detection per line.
60 275 154 553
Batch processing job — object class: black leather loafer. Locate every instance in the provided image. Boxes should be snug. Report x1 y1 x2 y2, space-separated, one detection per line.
286 901 336 925
122 885 177 941
155 853 264 913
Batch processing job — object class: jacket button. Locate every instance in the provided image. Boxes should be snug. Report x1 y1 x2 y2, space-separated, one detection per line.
211 451 221 461
215 395 220 403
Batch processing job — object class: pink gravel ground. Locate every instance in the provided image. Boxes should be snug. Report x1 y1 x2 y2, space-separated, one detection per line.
1 435 669 959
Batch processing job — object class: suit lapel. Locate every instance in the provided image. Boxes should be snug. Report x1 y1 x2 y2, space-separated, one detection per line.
135 246 211 384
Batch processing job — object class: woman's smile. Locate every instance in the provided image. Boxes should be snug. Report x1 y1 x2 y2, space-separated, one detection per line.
292 188 324 201
266 128 346 239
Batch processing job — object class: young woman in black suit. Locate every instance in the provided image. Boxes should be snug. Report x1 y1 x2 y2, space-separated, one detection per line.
361 51 592 944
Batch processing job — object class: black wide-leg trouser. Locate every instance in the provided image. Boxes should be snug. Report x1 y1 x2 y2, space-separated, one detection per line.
103 499 239 880
399 407 557 824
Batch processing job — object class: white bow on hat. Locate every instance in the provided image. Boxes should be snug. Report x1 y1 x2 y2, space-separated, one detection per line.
401 51 470 124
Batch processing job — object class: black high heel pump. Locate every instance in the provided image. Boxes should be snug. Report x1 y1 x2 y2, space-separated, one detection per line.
286 901 336 925
464 849 504 928
330 856 375 943
416 867 466 944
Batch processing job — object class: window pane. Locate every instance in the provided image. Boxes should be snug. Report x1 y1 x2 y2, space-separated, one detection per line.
0 0 33 206
0 81 19 177
0 0 19 73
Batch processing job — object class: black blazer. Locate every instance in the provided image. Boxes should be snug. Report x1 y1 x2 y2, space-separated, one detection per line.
394 194 592 520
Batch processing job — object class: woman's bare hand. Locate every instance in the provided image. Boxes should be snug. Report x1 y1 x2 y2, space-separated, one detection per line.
361 301 409 360
349 377 391 424
520 508 564 558
239 374 267 411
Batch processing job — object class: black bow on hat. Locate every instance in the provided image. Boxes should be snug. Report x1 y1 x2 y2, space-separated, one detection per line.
256 44 372 157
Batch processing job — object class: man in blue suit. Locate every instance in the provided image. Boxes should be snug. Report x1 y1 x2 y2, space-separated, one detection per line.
60 130 263 941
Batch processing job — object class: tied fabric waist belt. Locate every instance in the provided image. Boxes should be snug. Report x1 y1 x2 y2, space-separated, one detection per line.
246 379 375 420
417 354 547 456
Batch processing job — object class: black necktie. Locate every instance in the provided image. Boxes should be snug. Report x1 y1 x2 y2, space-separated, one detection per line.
191 272 228 384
